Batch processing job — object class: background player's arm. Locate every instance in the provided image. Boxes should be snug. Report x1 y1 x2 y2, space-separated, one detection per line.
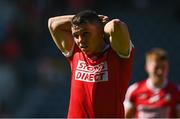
125 106 136 118
48 15 74 56
104 19 131 57
124 83 138 118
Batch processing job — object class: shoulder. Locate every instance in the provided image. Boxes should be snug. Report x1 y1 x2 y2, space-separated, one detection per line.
126 80 146 95
126 82 139 97
128 80 146 90
166 82 180 92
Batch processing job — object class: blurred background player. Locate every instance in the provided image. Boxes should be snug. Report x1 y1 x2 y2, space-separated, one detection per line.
124 48 180 118
48 10 134 118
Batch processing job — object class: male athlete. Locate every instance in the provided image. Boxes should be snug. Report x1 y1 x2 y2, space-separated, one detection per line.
124 48 180 118
48 10 134 118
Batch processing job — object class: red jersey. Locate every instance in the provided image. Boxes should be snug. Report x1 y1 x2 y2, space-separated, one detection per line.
66 44 134 118
124 79 180 118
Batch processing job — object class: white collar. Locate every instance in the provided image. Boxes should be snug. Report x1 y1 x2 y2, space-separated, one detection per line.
146 78 168 92
88 44 110 60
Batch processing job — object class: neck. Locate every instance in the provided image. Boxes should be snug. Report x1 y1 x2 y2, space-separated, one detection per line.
88 43 109 60
147 78 167 92
149 76 166 88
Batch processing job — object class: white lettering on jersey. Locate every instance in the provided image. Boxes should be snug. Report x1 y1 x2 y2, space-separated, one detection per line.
75 60 108 82
148 94 160 103
138 93 148 100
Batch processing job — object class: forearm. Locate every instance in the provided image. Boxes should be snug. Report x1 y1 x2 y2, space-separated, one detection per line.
48 15 74 32
48 15 75 54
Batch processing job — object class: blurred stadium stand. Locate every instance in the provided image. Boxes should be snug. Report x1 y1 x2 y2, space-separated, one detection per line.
0 0 179 117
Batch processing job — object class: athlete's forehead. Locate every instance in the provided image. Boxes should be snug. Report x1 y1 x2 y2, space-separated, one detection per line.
72 24 85 31
146 54 168 62
71 25 85 35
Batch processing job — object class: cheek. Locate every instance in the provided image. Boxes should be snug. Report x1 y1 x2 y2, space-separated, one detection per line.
161 65 169 74
87 37 95 45
146 62 155 73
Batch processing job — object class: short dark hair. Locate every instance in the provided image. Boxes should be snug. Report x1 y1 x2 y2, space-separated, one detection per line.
71 10 102 26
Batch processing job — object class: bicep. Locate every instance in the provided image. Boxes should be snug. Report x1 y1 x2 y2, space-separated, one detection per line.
105 19 131 57
124 94 136 118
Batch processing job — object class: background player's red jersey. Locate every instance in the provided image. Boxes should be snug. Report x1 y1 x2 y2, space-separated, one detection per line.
124 79 180 118
67 45 134 118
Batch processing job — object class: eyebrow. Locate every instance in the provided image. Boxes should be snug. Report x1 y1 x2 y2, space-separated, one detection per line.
72 27 88 35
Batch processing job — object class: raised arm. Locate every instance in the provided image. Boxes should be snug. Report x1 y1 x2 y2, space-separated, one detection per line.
104 19 131 57
48 15 75 56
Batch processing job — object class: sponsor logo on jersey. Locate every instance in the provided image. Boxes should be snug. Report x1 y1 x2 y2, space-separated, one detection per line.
75 60 108 82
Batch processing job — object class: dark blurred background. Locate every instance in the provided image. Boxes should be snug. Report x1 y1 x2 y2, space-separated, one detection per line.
0 0 179 117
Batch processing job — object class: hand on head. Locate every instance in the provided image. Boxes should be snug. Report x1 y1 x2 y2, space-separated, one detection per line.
98 15 109 25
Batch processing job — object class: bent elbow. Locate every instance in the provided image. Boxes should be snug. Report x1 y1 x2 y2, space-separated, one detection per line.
112 19 126 28
113 19 126 24
107 19 126 33
48 18 56 31
48 18 53 30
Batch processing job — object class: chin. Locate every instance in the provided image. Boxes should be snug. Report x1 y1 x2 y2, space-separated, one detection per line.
155 76 164 80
